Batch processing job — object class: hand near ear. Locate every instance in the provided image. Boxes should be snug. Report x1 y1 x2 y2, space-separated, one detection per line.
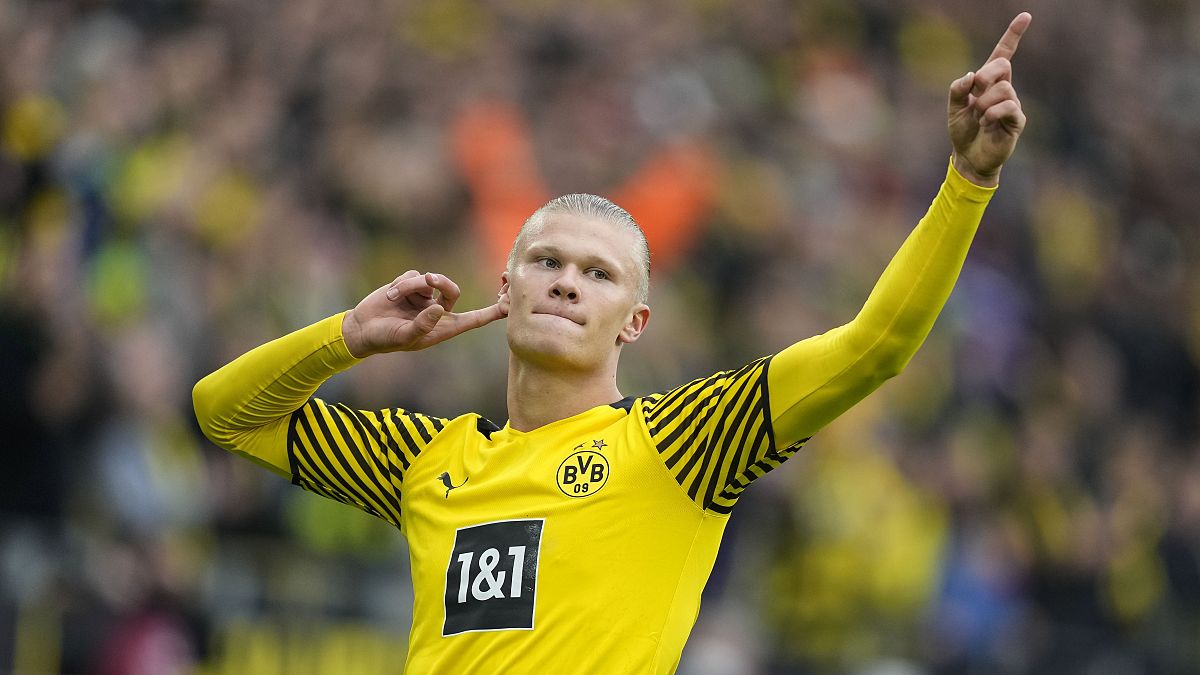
342 271 507 358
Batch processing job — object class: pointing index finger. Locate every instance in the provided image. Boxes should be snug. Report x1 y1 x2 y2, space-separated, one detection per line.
986 12 1032 64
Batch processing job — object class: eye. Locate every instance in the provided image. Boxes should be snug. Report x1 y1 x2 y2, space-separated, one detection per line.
588 269 609 281
537 257 560 269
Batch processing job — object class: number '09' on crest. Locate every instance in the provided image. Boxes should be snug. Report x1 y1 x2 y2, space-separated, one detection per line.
556 448 610 498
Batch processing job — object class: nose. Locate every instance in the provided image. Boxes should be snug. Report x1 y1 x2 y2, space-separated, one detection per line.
550 270 580 301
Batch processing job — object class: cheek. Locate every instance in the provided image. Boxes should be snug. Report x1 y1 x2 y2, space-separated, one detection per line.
510 274 540 302
597 300 634 334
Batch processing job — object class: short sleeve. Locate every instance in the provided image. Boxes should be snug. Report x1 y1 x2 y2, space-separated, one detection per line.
640 356 810 514
287 398 449 527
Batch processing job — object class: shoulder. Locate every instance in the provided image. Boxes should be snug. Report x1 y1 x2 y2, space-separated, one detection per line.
635 355 774 410
403 409 501 440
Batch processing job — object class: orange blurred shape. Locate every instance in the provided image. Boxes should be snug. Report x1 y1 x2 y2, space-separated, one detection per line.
614 142 717 274
451 100 717 277
451 101 549 276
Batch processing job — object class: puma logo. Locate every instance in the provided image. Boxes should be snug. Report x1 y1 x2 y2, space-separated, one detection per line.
438 471 468 498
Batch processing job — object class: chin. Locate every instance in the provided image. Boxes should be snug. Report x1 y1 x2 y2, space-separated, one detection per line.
507 327 597 371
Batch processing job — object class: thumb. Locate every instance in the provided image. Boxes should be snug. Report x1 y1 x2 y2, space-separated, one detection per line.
411 303 445 338
948 71 975 112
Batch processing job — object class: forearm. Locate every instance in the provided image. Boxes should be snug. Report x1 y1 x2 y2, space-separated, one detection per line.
768 159 995 443
192 311 361 473
849 158 995 366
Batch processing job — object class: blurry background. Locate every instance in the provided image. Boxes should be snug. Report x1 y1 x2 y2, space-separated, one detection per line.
2 0 1200 673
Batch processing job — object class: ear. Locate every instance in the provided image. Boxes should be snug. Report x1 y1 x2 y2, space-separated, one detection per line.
498 272 512 314
617 303 651 345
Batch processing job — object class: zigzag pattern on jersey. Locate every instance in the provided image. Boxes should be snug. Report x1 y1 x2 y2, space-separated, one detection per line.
287 398 447 526
642 357 810 514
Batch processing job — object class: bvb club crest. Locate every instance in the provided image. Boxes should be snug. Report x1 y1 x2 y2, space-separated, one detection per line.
556 439 610 498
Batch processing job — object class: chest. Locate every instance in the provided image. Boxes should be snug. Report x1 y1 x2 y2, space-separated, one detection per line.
403 414 650 530
398 411 715 639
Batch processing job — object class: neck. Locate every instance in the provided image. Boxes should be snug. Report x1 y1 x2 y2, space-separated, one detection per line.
506 353 623 432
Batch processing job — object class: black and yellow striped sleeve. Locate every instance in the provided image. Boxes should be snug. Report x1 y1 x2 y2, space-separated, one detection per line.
641 357 810 514
193 311 448 527
287 400 447 527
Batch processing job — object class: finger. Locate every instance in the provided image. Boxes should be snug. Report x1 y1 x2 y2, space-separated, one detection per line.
981 99 1025 131
424 272 461 311
986 12 1032 64
389 270 420 286
385 270 422 300
385 273 434 302
948 71 976 113
447 303 506 335
972 80 1018 113
971 57 1012 96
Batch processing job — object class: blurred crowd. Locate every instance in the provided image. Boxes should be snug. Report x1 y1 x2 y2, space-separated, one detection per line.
2 0 1199 673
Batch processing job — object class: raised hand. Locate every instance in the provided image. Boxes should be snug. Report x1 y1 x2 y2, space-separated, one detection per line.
948 12 1032 186
341 271 507 358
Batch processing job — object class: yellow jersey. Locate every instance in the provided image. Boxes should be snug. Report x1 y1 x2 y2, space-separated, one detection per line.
193 160 995 673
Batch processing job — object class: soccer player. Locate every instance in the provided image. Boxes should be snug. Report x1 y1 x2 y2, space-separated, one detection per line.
193 13 1031 673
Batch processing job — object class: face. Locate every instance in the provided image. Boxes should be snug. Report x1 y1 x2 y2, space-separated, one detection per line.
499 213 650 372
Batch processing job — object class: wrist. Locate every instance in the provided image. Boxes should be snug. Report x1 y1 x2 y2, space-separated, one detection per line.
341 311 370 359
952 153 1000 188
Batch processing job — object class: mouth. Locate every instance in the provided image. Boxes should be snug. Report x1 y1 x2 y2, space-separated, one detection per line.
532 310 585 326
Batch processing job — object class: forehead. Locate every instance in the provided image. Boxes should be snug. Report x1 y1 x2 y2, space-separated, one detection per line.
519 212 642 272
